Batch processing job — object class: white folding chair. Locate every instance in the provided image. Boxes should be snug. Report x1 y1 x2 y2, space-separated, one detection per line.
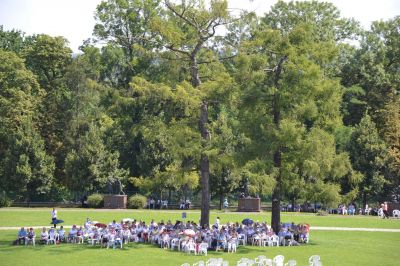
238 234 246 246
186 242 196 255
284 260 297 266
270 235 280 246
227 241 237 253
193 260 205 266
25 237 35 246
273 255 285 266
47 234 56 245
309 255 321 266
199 243 208 256
254 255 267 266
171 238 180 250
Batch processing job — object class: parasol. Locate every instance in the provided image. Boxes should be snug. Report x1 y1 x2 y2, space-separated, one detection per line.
183 229 196 236
94 223 107 228
242 218 254 225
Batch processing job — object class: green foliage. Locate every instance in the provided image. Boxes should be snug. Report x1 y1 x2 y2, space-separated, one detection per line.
0 25 27 54
348 114 387 203
128 194 147 209
316 209 329 216
0 192 12 207
22 34 72 89
0 50 55 201
87 194 104 208
0 0 398 209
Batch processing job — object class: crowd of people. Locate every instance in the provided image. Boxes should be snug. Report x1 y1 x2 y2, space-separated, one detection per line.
332 202 392 218
14 218 310 252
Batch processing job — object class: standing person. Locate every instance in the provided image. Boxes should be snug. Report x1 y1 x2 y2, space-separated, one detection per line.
214 217 220 229
223 198 229 212
383 202 390 219
51 208 57 228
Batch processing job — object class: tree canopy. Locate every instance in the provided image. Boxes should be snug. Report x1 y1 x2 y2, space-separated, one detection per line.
0 0 399 228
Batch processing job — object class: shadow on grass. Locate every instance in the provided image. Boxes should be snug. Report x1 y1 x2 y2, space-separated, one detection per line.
0 240 317 256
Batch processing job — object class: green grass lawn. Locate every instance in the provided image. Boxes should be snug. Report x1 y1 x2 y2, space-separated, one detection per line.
0 230 398 266
0 208 399 229
0 208 400 266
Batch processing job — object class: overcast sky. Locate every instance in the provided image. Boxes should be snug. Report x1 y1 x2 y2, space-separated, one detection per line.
0 0 399 52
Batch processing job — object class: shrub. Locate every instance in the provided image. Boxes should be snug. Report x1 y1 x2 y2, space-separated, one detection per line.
128 194 147 209
316 209 329 216
87 194 104 208
0 196 12 208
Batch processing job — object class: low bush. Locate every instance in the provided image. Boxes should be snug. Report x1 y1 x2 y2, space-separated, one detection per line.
0 194 12 207
87 194 104 208
316 209 329 216
128 194 147 209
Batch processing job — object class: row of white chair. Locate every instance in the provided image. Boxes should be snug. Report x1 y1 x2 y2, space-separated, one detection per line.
181 257 229 266
182 254 321 266
238 254 321 266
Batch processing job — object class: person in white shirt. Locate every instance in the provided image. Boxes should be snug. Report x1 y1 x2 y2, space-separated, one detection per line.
40 227 49 244
215 217 220 229
57 226 65 242
51 208 57 228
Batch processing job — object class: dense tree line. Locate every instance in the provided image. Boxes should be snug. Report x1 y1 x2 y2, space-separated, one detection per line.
0 1 399 230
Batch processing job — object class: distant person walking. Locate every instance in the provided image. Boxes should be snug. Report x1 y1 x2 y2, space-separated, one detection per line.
383 202 390 219
51 208 58 228
223 198 229 212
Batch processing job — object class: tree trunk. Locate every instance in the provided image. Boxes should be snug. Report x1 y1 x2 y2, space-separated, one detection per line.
199 101 210 227
291 197 295 212
191 56 201 87
271 149 282 233
270 55 287 234
200 153 210 227
362 190 367 209
219 190 223 211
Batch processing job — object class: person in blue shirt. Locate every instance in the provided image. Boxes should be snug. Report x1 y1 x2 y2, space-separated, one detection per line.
17 227 27 245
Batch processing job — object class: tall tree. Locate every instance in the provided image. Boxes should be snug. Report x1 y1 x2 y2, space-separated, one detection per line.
0 50 54 201
153 0 232 227
21 35 73 183
348 114 387 205
236 1 356 232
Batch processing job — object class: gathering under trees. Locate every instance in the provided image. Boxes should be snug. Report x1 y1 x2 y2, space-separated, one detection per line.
0 1 399 231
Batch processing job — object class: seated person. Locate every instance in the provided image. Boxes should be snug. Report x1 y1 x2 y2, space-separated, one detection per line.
122 227 131 244
216 230 227 250
48 228 56 241
101 231 110 248
17 227 27 245
76 226 84 243
57 226 66 242
40 227 49 244
114 230 123 249
26 228 36 245
161 231 170 249
68 225 78 243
